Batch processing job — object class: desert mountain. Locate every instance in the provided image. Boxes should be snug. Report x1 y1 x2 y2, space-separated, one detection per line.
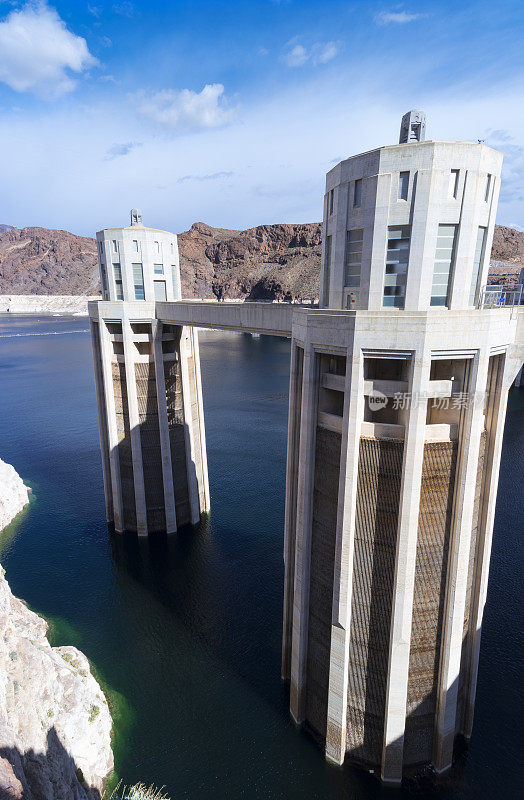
0 221 522 300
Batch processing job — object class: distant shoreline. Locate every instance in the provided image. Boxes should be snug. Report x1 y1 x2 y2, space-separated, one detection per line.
0 295 100 316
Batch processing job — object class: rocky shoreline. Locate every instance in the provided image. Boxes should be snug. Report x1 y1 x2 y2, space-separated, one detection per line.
0 460 29 531
0 462 114 799
0 295 100 316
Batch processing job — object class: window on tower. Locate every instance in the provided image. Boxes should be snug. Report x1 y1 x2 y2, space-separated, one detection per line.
431 224 457 306
353 179 362 207
113 264 123 300
485 174 492 202
398 171 409 200
132 263 145 300
449 169 459 199
345 229 363 287
383 226 410 308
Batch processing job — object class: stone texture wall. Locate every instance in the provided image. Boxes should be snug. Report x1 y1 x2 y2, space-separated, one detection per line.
112 361 136 531
135 361 166 533
346 437 403 766
456 429 487 732
163 356 191 528
403 440 458 766
305 427 340 740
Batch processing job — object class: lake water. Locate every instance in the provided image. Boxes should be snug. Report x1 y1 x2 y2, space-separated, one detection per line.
0 314 522 799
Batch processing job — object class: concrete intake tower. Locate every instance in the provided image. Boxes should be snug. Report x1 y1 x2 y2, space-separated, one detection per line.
89 113 523 784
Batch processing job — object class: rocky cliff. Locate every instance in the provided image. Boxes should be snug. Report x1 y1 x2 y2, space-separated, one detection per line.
0 462 113 799
0 566 113 799
0 221 522 302
0 460 29 532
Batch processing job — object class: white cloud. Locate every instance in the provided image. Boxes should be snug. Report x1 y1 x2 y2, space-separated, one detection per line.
112 1 136 17
375 10 428 26
0 1 97 99
105 141 142 160
134 84 236 132
285 44 308 67
177 171 234 184
283 40 339 68
312 41 339 65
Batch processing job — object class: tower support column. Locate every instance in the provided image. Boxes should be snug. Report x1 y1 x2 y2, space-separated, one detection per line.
325 342 365 763
152 320 177 534
433 346 490 772
98 316 124 532
122 314 148 536
290 343 319 723
464 353 509 735
282 342 303 680
381 346 431 785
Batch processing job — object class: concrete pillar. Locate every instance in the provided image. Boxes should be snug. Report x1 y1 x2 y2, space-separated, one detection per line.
89 318 113 522
433 347 490 772
282 341 302 680
325 341 365 763
464 355 508 736
179 327 201 525
381 345 431 785
122 314 148 536
290 343 319 722
189 327 210 513
98 317 124 532
152 320 177 534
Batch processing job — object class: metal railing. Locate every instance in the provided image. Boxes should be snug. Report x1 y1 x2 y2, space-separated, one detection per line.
478 284 523 309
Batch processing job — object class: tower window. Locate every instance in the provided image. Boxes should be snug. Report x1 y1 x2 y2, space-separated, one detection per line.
133 239 139 252
328 189 334 215
112 240 118 252
469 227 487 305
353 179 362 207
383 226 410 308
132 263 145 300
449 169 459 199
154 263 164 274
430 224 457 306
485 174 492 202
155 240 160 254
113 263 123 300
345 229 363 287
398 171 409 200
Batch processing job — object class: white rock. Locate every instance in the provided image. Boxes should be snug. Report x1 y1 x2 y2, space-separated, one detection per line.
0 565 114 798
0 460 29 531
0 295 100 316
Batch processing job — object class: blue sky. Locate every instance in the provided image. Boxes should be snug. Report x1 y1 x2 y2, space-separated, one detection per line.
0 0 523 236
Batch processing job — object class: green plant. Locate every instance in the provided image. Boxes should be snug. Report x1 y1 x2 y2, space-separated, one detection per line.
106 783 170 800
88 704 100 722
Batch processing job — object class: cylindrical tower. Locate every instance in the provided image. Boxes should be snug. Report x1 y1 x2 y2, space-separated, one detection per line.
282 113 523 784
89 211 209 535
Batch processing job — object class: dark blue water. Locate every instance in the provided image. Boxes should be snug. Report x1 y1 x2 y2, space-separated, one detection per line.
0 314 522 799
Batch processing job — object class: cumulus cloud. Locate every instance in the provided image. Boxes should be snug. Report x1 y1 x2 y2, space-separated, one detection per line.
104 141 142 160
375 10 428 25
112 1 136 17
134 83 236 132
0 1 97 98
283 40 339 68
177 171 234 183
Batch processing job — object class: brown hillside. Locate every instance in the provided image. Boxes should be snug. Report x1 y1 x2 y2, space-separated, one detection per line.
0 221 522 300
